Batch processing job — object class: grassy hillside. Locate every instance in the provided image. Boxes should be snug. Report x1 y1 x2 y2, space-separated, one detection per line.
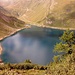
46 30 75 75
42 0 75 28
18 0 51 23
0 11 25 40
1 0 53 23
0 60 47 75
0 0 75 28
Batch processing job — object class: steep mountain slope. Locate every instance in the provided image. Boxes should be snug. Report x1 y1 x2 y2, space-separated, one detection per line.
0 6 10 15
0 0 75 28
43 0 75 28
0 7 25 40
0 0 55 23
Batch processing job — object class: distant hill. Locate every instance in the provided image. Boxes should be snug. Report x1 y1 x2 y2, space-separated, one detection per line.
0 0 54 23
41 0 75 28
0 0 75 28
0 7 25 40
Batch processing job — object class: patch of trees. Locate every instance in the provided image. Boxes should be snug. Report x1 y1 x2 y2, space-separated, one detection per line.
54 30 75 63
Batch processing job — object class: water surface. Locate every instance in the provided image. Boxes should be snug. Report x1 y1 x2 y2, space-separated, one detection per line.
1 26 64 65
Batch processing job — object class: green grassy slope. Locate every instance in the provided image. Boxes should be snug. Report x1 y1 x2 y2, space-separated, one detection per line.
1 0 75 28
42 0 75 28
46 30 75 75
46 55 75 75
2 0 52 23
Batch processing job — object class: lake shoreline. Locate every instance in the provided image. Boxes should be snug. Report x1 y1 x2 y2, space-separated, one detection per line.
0 24 75 41
1 25 62 65
0 25 30 41
0 24 74 65
0 25 31 63
29 24 75 30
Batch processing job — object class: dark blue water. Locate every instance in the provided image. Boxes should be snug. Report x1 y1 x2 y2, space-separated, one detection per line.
1 26 64 65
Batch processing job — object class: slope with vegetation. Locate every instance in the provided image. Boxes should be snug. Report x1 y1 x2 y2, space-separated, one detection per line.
43 0 75 28
46 30 75 75
0 0 55 23
0 60 47 75
0 0 75 29
0 0 75 74
0 30 75 75
0 7 26 40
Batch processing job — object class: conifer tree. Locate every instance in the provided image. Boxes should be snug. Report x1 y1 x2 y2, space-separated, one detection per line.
54 29 75 54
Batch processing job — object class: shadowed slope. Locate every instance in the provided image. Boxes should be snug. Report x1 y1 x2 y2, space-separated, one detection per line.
0 10 25 40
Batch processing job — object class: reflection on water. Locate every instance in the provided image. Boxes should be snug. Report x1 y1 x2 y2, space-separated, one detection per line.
1 26 63 65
